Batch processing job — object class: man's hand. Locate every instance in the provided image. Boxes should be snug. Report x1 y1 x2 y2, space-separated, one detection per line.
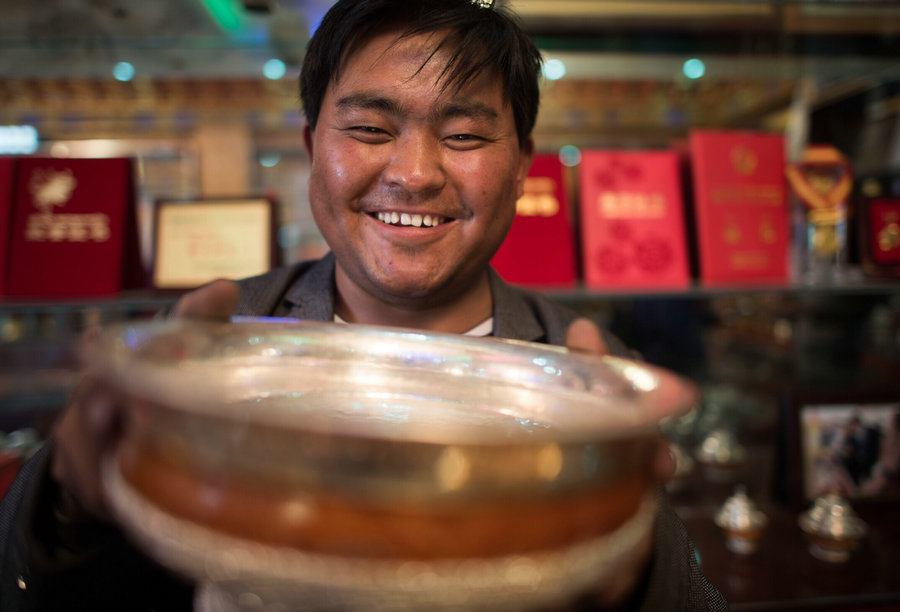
564 317 609 355
561 317 675 610
564 317 676 485
171 278 241 321
50 279 241 521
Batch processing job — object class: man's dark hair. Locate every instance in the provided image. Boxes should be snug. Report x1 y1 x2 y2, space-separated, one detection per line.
299 0 542 146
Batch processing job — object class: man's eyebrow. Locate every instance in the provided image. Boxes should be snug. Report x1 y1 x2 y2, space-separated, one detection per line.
435 101 499 122
335 93 403 116
335 94 499 123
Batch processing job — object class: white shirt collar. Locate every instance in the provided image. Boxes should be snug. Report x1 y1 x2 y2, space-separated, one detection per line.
333 313 494 337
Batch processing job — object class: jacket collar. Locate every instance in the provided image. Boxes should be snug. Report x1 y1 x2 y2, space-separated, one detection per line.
281 252 336 321
277 255 546 343
488 267 547 343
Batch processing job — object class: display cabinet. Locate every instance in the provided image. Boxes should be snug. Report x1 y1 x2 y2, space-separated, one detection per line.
1 283 898 612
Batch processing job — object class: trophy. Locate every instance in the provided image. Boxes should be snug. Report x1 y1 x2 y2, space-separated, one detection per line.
785 145 854 284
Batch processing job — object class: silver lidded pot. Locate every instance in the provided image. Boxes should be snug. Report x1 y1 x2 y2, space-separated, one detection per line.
714 485 767 554
695 428 746 482
798 493 867 562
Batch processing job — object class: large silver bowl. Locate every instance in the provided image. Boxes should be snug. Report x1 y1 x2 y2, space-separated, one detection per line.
89 318 697 611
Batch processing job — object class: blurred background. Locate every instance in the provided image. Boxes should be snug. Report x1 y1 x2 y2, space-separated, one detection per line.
1 0 897 264
1 4 899 608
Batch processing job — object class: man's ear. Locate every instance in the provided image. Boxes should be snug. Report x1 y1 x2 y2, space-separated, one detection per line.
516 137 535 199
303 124 315 160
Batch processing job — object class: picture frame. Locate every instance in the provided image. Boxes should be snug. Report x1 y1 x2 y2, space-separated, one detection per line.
781 389 900 509
151 197 279 291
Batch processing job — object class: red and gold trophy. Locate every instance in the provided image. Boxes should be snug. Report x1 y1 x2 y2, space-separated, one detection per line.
785 145 853 283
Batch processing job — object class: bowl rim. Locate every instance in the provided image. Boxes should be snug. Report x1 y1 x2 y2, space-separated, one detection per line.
85 318 699 446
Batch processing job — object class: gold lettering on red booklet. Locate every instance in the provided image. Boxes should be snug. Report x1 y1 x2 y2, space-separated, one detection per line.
516 176 559 217
24 168 110 243
599 192 666 219
25 213 110 242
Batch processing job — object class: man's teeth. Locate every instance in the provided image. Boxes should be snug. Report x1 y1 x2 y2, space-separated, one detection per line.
375 212 446 227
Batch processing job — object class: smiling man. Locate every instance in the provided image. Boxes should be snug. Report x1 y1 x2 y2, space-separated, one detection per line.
309 35 526 328
302 12 535 332
0 1 726 610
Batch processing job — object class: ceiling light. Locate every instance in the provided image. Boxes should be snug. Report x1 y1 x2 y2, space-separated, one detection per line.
683 58 706 80
542 59 566 81
0 125 39 155
559 145 581 167
113 62 135 82
263 58 286 80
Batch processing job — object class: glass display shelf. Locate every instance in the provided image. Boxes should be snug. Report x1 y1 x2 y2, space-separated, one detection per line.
546 278 900 302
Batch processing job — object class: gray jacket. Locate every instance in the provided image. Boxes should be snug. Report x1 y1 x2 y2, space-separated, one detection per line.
235 252 625 350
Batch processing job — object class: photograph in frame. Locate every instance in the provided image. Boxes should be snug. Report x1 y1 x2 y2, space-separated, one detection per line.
797 400 899 504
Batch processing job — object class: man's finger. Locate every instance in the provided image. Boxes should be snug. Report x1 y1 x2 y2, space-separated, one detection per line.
565 317 608 356
173 278 241 321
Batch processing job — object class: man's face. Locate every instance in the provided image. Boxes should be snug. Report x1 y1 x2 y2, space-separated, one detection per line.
305 30 533 308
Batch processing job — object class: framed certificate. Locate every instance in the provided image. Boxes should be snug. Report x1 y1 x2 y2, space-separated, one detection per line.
151 197 278 290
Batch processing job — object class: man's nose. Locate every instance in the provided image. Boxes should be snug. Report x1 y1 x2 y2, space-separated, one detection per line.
383 134 446 194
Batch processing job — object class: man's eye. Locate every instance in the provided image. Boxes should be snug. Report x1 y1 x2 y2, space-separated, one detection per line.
446 134 486 148
351 126 386 134
346 126 391 142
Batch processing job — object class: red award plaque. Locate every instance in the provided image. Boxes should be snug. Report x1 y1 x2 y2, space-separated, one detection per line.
869 200 900 265
863 198 900 277
855 174 900 278
578 150 690 289
4 157 145 298
491 153 577 288
0 157 17 295
689 130 790 286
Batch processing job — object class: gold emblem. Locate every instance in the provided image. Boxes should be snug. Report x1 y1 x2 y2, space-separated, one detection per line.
878 222 900 253
724 221 741 244
759 217 776 244
23 167 110 243
730 146 757 176
29 168 77 213
812 224 838 255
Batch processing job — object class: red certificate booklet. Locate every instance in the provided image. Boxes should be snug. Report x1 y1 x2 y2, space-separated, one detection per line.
0 157 16 295
689 130 790 286
4 157 144 297
578 149 690 289
491 153 577 288
867 199 900 266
